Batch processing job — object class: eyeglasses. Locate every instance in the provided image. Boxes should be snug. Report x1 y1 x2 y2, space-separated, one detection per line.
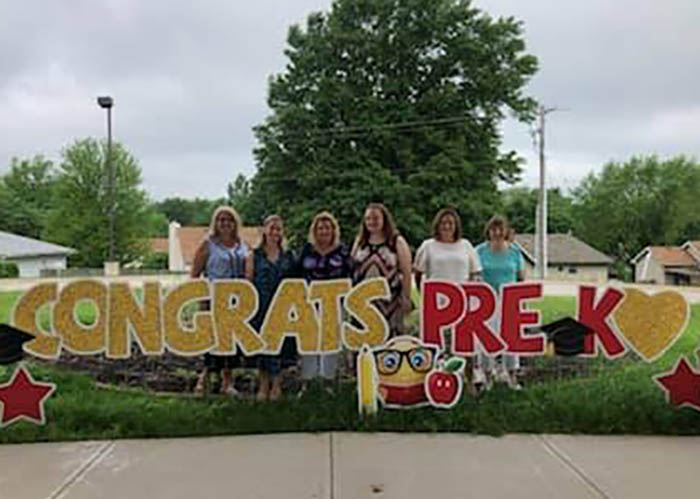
374 347 436 375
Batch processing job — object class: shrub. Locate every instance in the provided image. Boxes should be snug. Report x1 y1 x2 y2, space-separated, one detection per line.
0 262 19 278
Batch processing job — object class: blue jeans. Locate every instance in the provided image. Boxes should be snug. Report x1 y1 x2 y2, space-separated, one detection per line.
257 337 297 375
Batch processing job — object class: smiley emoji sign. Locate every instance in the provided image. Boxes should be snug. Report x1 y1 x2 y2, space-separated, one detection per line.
374 336 437 408
357 335 466 411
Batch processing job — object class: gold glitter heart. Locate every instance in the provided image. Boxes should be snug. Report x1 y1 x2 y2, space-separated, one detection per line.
613 288 689 362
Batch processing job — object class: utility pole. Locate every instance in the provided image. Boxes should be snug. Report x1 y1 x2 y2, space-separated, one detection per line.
535 105 558 280
97 96 115 263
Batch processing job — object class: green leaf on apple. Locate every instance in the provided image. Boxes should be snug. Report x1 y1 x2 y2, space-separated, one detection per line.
444 357 465 372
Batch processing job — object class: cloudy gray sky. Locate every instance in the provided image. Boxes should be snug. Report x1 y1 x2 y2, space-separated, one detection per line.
1 0 698 199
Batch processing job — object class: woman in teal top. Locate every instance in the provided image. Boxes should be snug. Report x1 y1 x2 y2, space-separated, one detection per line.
475 215 525 390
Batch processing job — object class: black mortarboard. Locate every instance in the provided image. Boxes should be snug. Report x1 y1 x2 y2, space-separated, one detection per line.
526 317 593 357
0 323 35 365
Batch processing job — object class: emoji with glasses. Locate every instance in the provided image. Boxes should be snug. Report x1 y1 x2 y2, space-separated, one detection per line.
372 335 438 408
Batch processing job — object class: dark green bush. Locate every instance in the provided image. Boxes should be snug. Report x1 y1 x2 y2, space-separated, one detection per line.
0 262 19 278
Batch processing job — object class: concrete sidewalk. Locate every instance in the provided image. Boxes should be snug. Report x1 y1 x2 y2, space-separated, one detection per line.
1 433 699 498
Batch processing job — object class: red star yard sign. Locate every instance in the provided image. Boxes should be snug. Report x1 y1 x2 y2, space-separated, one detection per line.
654 353 700 411
0 365 56 427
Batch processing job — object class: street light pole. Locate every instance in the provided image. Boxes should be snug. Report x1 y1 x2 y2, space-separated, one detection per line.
97 96 115 263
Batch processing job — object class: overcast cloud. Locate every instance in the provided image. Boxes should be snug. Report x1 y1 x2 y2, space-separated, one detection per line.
1 0 698 199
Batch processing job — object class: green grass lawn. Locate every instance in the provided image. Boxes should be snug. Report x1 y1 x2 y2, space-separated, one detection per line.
1 291 699 442
0 290 97 328
0 291 20 324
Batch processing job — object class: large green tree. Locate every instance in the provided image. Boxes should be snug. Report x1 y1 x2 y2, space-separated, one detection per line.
45 138 152 267
0 156 56 238
227 174 257 223
501 187 575 235
153 197 225 227
142 206 169 238
250 0 538 244
572 155 700 266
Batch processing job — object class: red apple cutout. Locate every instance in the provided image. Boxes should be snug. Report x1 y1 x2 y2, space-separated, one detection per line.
425 357 465 409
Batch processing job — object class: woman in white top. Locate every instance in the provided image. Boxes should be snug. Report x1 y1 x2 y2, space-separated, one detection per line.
414 207 483 393
414 208 481 288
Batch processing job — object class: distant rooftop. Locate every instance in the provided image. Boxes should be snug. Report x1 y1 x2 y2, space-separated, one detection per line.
514 233 613 265
150 237 169 253
0 230 75 259
631 246 698 267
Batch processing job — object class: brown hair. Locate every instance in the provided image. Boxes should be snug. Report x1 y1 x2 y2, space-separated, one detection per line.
431 208 462 242
484 215 514 241
259 214 286 250
307 211 341 249
354 203 400 250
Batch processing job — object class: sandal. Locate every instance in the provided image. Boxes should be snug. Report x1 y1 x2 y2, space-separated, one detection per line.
223 384 244 399
194 373 208 396
256 383 270 402
269 385 282 401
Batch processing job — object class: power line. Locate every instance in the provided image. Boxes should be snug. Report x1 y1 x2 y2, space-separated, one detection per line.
240 157 519 186
263 113 490 140
235 112 532 187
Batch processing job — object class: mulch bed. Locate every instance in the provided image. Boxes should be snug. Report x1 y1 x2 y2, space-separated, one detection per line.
53 349 200 393
50 347 302 395
41 344 621 396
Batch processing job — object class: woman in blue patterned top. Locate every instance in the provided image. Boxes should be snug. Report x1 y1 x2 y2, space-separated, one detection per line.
251 215 298 401
475 215 525 390
191 205 253 396
298 211 352 386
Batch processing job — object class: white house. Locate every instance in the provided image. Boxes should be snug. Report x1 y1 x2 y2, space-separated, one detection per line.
0 230 75 278
631 241 700 285
514 233 613 283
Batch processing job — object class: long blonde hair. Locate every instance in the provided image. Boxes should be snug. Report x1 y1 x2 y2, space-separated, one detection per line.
208 205 242 242
307 211 341 250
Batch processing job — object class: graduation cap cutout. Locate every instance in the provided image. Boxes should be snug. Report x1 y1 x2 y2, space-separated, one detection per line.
526 317 593 357
0 323 35 365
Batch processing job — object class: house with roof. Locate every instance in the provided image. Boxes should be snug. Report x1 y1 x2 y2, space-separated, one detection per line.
0 230 75 278
682 240 700 262
513 233 613 283
150 222 262 272
631 241 700 285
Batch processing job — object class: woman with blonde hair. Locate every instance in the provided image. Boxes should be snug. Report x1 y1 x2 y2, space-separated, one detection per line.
475 215 525 390
297 211 352 388
351 203 412 337
250 214 298 401
191 205 253 396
